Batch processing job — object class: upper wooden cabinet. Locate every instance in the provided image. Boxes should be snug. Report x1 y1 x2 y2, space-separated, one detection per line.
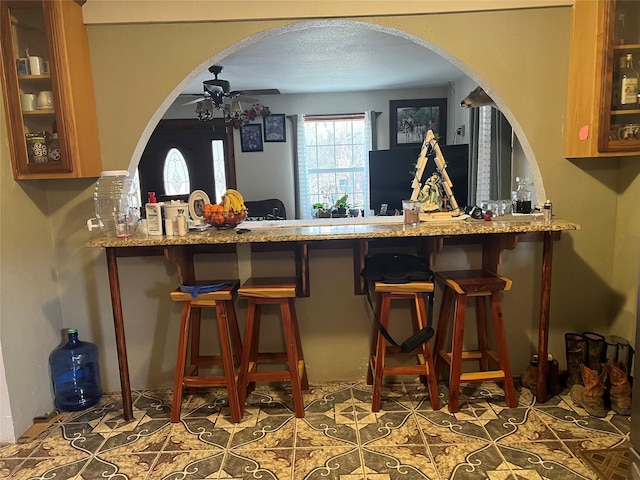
0 0 102 179
565 0 640 158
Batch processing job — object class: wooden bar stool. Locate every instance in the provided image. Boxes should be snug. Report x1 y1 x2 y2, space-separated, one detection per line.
367 281 440 412
170 280 243 423
433 269 517 412
237 277 309 417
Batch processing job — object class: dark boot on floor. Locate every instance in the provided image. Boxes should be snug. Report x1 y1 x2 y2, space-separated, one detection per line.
570 364 607 418
547 359 562 395
583 332 606 369
608 362 631 415
611 335 634 377
565 333 588 387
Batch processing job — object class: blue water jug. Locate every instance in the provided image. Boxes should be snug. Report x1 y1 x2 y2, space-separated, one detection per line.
49 329 103 411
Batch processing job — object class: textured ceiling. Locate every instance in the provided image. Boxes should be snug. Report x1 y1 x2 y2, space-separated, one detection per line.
182 24 467 96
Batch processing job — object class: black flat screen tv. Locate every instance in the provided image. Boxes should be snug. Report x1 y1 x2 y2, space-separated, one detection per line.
368 144 470 214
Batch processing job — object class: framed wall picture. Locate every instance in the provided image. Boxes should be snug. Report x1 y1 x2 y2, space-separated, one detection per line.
389 98 447 148
240 123 264 152
263 114 286 142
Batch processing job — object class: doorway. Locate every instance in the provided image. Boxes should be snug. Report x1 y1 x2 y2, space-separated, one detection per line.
137 119 236 204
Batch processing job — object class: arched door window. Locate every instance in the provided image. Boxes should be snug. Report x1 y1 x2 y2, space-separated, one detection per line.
163 147 190 195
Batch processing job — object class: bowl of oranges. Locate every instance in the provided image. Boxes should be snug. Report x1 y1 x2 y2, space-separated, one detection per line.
202 189 247 229
203 204 246 229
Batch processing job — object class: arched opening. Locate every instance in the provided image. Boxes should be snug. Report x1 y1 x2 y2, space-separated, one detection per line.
132 19 544 215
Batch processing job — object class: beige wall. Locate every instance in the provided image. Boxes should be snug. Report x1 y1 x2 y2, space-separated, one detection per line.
3 2 639 442
85 7 616 379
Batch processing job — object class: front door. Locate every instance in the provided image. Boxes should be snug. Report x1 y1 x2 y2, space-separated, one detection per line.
138 119 235 203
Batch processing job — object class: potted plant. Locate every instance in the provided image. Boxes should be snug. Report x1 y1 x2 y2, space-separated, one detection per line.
312 202 331 218
332 194 350 217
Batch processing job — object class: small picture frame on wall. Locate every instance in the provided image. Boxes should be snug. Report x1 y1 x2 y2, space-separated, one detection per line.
263 114 286 142
389 98 447 148
240 123 264 152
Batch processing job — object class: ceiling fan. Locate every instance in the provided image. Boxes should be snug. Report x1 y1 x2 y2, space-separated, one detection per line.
182 65 280 109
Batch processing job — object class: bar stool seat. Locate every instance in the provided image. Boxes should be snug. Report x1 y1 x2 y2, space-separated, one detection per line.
237 277 309 417
433 269 517 412
367 280 440 412
170 280 243 423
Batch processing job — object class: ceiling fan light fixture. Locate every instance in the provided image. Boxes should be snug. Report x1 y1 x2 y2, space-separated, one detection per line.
229 100 243 114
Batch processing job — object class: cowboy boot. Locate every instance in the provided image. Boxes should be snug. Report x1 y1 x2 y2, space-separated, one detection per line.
520 358 562 396
569 364 607 418
611 335 634 377
520 363 538 394
565 333 588 386
605 336 619 365
583 332 606 369
608 362 631 415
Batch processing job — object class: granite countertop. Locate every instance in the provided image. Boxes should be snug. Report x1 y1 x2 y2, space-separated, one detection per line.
85 216 581 248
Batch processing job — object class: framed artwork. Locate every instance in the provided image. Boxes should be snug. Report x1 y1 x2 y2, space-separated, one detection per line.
389 98 447 148
263 114 286 142
240 123 263 152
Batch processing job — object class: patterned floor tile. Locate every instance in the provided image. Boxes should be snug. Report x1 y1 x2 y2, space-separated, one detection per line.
0 382 631 480
81 452 159 479
223 449 294 479
416 411 492 444
230 413 295 449
296 415 359 447
430 441 505 479
168 420 231 450
358 411 424 446
498 441 597 480
294 447 363 480
484 408 558 443
8 456 89 480
149 450 225 479
363 444 437 479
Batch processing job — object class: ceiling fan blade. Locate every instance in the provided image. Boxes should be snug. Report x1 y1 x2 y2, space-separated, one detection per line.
235 94 258 104
241 88 281 96
182 96 207 106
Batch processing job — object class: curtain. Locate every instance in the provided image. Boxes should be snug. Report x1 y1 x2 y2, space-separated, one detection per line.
363 110 375 214
468 106 512 206
468 108 481 206
293 114 309 219
490 109 512 200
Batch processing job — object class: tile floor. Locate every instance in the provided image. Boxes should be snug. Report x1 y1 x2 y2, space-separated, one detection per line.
0 381 630 480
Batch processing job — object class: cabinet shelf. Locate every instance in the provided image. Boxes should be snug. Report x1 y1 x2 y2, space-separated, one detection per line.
613 44 640 50
22 109 54 116
611 109 640 115
0 0 102 179
17 74 50 81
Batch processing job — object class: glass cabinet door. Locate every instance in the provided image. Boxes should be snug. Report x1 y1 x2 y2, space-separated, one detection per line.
601 0 640 153
1 2 72 174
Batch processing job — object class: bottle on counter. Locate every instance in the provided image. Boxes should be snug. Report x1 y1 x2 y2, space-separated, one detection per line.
49 329 103 412
543 200 552 225
177 209 188 236
145 192 163 236
618 53 639 110
515 177 532 214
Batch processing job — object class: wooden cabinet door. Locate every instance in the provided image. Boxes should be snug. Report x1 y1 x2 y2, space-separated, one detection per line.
565 0 640 158
0 0 102 179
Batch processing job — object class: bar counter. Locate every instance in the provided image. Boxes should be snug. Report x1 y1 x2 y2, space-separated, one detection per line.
86 215 579 247
86 215 580 420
